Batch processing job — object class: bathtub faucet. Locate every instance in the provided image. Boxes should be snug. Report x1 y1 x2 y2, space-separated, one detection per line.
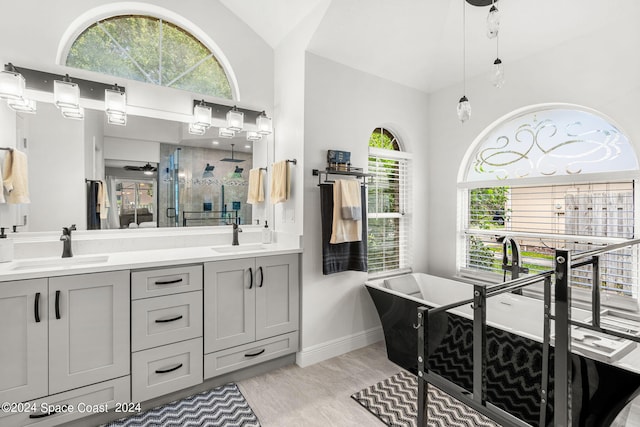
498 236 529 281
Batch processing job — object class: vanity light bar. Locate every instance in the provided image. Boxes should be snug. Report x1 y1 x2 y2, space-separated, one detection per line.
2 64 127 124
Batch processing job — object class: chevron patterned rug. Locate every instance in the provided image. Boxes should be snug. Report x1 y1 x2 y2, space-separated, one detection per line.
352 371 501 427
104 383 260 427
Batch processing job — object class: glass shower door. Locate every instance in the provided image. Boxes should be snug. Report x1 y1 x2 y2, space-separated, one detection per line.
166 147 181 227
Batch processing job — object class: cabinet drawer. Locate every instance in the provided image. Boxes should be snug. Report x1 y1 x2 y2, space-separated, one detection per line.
132 265 202 300
0 376 130 427
132 338 203 402
132 291 203 351
204 332 298 379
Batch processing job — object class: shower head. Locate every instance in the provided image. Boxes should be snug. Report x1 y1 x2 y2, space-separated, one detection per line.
203 163 215 178
220 143 245 163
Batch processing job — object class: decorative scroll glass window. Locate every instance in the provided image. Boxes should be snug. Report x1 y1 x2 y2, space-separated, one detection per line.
368 128 412 275
459 106 639 306
65 15 232 99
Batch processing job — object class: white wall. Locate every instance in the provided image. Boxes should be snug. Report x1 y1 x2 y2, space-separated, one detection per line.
298 53 429 366
426 21 640 279
273 0 330 235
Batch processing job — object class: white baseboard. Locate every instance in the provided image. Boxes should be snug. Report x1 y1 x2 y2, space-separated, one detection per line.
295 326 384 368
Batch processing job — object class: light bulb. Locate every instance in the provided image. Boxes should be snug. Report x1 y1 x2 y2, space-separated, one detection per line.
487 5 500 39
457 96 471 123
492 58 505 88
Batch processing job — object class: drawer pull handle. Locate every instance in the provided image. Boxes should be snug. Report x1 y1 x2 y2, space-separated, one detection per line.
155 363 183 374
155 315 184 323
29 407 62 419
34 292 41 323
258 266 264 288
244 349 266 358
248 267 253 289
55 290 61 320
154 278 183 285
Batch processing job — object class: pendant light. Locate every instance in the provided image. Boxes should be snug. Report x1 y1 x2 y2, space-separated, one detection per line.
54 74 80 109
7 97 36 114
457 0 471 123
105 85 127 125
218 127 235 138
246 131 262 141
193 100 212 129
0 64 25 100
256 111 273 135
226 105 244 132
489 1 504 88
487 1 500 39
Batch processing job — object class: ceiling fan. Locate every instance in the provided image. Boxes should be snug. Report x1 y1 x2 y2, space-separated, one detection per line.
123 162 157 175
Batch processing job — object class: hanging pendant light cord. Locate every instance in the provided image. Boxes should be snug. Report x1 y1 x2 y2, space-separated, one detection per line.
463 0 466 95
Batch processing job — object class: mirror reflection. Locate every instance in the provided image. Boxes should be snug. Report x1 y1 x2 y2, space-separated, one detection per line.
4 102 268 232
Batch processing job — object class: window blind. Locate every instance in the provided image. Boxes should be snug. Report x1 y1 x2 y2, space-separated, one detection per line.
367 149 412 275
463 182 637 298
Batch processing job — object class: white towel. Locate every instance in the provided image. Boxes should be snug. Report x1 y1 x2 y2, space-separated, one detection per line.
247 168 265 204
97 180 110 220
270 161 290 204
3 149 30 204
0 158 5 203
339 179 362 220
330 180 361 244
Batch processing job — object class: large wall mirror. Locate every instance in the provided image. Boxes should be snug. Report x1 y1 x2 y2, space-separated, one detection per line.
0 101 272 233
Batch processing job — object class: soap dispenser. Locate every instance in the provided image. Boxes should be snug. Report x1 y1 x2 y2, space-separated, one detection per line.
262 220 272 244
0 228 14 263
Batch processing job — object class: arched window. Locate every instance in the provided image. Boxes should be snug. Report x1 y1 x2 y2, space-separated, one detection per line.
65 15 233 99
368 127 412 275
458 105 639 306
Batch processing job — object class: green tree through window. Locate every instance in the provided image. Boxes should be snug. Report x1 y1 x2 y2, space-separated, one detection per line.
66 15 232 99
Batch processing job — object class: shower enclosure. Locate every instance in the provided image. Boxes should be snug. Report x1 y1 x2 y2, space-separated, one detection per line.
158 143 253 227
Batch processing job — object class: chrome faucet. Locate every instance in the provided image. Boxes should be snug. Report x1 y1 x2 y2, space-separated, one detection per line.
231 223 242 246
60 224 76 258
498 236 529 291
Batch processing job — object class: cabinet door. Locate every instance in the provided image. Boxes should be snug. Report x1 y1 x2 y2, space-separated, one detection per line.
204 259 256 353
48 271 130 394
0 279 48 404
255 254 299 341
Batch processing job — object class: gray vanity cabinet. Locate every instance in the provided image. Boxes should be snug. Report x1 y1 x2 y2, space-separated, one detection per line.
204 258 256 353
48 271 130 394
0 279 48 404
204 254 299 378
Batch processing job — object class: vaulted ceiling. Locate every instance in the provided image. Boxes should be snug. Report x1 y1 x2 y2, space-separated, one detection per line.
221 0 640 93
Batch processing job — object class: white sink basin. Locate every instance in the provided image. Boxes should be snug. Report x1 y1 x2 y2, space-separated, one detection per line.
211 244 268 254
9 255 110 271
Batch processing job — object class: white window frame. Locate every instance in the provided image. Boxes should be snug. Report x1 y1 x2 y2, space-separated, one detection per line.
367 146 413 278
457 104 640 311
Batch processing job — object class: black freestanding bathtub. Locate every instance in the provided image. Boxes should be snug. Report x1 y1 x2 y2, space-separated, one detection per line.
366 273 640 426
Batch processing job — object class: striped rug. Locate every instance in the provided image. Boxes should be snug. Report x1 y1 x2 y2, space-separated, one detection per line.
352 371 501 427
104 383 260 427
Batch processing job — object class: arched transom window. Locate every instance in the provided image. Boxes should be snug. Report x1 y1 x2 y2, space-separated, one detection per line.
65 15 233 99
459 105 640 307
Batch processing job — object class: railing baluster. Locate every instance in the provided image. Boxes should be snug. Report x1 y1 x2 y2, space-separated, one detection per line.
554 249 572 427
473 285 487 406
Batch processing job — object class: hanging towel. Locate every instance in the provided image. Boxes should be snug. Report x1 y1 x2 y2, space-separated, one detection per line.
97 180 110 220
247 168 265 204
0 157 5 204
2 149 30 204
87 181 100 230
338 179 362 220
330 180 361 243
321 183 367 274
270 160 290 204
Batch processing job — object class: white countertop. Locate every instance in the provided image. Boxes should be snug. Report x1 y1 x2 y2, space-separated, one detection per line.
0 242 302 282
